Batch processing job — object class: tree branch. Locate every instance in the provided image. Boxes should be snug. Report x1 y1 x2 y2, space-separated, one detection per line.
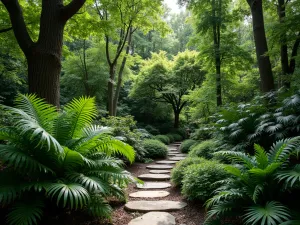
61 0 86 21
1 0 33 54
0 26 13 33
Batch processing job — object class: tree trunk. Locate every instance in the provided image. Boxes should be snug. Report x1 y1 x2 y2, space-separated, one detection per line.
108 64 116 116
174 111 180 129
112 30 132 116
277 0 289 88
1 0 86 107
247 0 274 92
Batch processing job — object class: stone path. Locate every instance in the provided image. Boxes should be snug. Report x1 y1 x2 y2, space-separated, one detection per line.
126 142 188 224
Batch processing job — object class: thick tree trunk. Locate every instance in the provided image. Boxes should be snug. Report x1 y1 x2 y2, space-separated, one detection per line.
247 0 274 92
1 0 86 107
26 0 65 106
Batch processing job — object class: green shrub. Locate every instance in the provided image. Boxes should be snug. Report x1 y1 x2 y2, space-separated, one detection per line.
143 139 168 159
166 134 175 143
181 160 228 201
145 125 160 135
189 139 217 159
180 139 197 153
0 94 135 225
171 157 205 186
170 133 183 141
154 135 170 145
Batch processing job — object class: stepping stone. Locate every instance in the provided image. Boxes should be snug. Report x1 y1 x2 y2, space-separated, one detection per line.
149 170 171 174
168 157 186 161
138 174 170 181
156 160 177 164
125 200 187 212
146 165 173 170
128 212 175 225
136 182 171 189
130 191 170 198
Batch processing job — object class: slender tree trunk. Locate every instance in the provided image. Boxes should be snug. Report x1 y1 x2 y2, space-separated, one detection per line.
1 0 86 107
174 110 180 129
212 0 222 106
108 64 116 116
247 0 275 92
112 30 132 116
277 0 289 88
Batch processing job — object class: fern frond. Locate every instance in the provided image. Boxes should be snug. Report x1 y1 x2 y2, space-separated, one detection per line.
64 97 97 139
47 183 90 210
254 144 269 169
244 201 291 225
7 198 44 225
14 94 57 132
0 145 54 174
215 151 255 169
88 194 112 218
276 165 300 188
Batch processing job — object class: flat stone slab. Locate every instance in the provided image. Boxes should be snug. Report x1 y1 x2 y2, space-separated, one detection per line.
129 191 170 198
125 200 187 212
146 165 173 170
128 212 175 225
168 157 186 161
156 160 177 164
149 170 171 174
138 174 170 181
136 182 171 189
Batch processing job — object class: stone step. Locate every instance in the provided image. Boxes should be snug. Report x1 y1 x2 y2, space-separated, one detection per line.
128 212 175 225
146 165 173 170
168 156 186 161
168 154 187 157
149 170 171 174
125 200 187 212
156 160 177 164
136 182 171 189
129 191 170 198
138 174 170 181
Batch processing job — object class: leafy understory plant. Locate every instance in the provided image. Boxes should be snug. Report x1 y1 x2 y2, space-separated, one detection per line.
0 94 136 225
204 138 300 225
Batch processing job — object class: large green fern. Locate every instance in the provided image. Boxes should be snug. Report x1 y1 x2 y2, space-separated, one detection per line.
0 94 136 225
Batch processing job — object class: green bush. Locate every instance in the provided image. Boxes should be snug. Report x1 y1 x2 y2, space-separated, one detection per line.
181 160 228 201
170 133 183 141
179 139 197 153
145 125 160 135
0 94 135 225
171 157 205 186
166 134 175 143
154 135 170 145
143 139 168 159
189 139 217 159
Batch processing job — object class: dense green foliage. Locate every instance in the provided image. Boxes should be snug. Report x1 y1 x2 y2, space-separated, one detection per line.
181 160 228 201
143 139 168 159
171 157 204 186
0 95 136 225
179 139 197 153
154 135 170 145
204 139 300 225
189 139 218 159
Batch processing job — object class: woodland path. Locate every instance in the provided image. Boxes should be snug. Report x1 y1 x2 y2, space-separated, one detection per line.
109 143 206 225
